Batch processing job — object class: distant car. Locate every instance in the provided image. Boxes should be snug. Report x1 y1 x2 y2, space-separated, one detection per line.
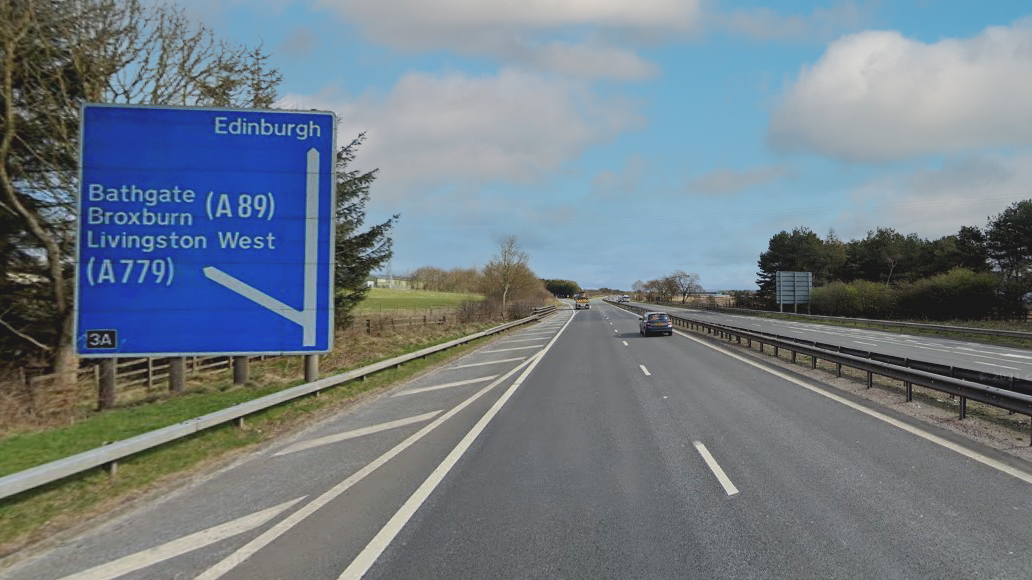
639 312 672 336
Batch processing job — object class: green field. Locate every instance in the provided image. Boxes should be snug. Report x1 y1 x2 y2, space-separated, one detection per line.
355 288 483 312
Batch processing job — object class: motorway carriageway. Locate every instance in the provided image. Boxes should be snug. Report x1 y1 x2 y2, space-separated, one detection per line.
637 301 1032 379
6 300 1032 579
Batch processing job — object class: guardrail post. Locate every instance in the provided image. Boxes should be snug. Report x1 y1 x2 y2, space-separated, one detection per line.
836 362 842 377
233 356 249 385
905 381 912 402
866 371 873 388
169 357 185 393
811 356 817 369
774 346 779 357
791 351 797 364
304 354 319 383
98 358 117 410
959 397 967 420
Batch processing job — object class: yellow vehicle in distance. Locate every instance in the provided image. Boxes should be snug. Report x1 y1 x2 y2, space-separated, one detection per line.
574 293 591 310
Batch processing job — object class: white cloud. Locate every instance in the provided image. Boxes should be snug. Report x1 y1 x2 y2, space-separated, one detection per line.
685 165 789 195
769 18 1032 162
278 69 645 203
832 152 1032 239
280 25 318 57
313 0 700 80
590 155 647 199
713 2 869 43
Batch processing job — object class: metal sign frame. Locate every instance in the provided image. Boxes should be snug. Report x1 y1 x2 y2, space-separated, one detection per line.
775 271 812 312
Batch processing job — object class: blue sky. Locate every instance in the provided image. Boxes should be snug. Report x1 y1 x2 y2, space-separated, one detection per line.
180 0 1032 291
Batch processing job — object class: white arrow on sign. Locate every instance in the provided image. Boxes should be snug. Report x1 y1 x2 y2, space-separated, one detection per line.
204 148 322 346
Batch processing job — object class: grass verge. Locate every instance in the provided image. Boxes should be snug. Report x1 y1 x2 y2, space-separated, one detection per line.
355 288 483 312
0 321 510 559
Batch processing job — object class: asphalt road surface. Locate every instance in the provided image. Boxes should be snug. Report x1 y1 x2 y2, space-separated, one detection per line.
629 300 1032 380
6 300 1032 579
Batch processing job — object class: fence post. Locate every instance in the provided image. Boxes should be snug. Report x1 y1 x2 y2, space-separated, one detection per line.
233 356 249 385
366 319 371 334
98 358 117 410
146 358 153 389
304 354 319 383
169 357 185 393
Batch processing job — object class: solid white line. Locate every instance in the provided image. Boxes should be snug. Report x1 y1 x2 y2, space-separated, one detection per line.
302 148 319 346
973 361 1020 371
503 338 549 343
853 341 878 346
693 442 739 496
197 357 541 580
62 497 306 580
392 376 497 397
452 357 525 369
482 345 543 353
639 365 651 376
675 329 1032 486
338 311 576 579
203 267 302 325
273 412 442 456
622 341 628 346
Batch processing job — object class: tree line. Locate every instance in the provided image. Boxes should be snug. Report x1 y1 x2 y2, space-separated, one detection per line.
631 270 704 303
1 0 395 380
408 236 552 313
755 200 1032 320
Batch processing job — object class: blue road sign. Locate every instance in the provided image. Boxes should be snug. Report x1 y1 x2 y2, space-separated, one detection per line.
75 104 336 356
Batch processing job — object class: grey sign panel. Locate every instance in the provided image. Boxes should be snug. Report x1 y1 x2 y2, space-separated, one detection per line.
775 271 812 305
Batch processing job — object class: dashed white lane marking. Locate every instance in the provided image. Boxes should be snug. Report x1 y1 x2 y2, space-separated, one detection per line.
677 329 1032 487
640 365 651 376
959 347 1032 361
60 497 306 580
452 357 525 369
197 355 544 580
482 345 544 353
338 310 576 580
622 341 629 346
694 442 740 496
614 329 618 333
973 361 1020 371
393 376 497 397
274 412 442 456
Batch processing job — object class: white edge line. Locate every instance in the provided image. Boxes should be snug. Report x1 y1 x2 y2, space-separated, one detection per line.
61 496 306 580
196 353 544 579
273 411 442 457
452 357 525 369
693 442 739 496
392 376 497 398
481 345 544 353
338 312 576 579
675 329 1032 486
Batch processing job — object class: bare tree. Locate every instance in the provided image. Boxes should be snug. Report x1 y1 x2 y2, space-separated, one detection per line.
670 270 703 304
0 0 284 389
481 236 536 314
